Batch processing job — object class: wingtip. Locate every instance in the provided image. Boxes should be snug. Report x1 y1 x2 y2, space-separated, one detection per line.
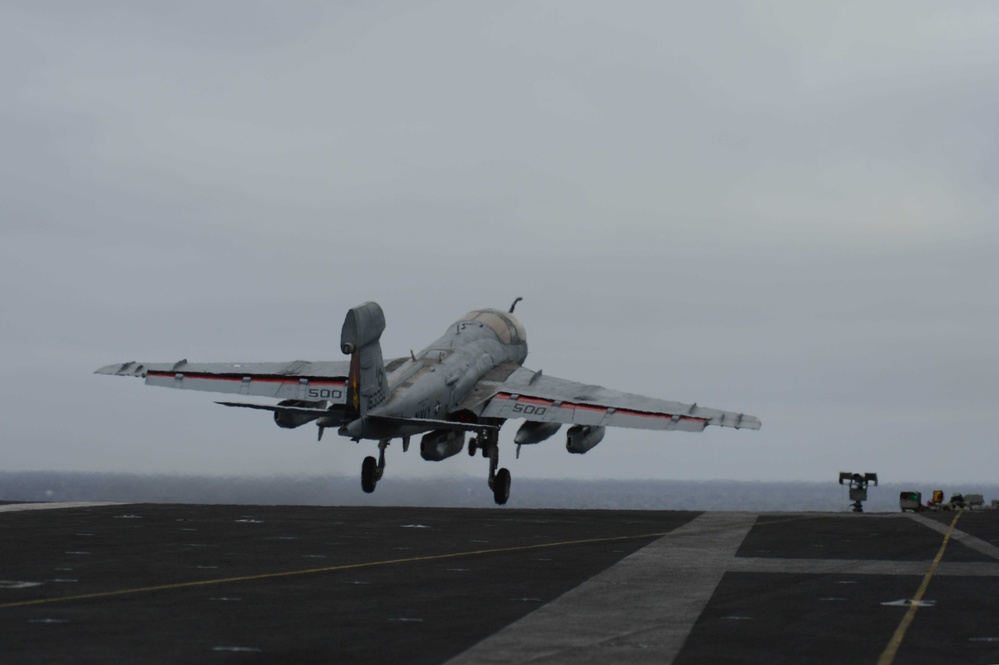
95 361 144 377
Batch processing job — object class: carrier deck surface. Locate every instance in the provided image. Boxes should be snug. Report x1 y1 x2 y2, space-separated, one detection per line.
2 503 997 664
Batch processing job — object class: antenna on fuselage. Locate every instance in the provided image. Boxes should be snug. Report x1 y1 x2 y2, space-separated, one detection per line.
509 296 523 313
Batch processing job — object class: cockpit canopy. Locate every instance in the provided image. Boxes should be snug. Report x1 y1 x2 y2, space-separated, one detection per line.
457 308 526 345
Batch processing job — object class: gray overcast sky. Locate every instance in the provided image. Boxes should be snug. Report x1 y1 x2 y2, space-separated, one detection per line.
2 1 997 486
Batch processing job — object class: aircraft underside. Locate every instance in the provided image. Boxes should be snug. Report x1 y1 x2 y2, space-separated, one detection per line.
358 422 511 505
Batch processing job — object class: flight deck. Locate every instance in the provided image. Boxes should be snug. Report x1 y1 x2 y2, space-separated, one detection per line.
2 503 998 664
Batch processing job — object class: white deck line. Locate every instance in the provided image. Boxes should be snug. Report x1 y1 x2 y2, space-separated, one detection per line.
727 557 999 577
446 511 757 665
0 502 123 513
908 513 999 561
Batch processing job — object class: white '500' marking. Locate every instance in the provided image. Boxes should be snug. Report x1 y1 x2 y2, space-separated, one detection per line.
307 388 343 400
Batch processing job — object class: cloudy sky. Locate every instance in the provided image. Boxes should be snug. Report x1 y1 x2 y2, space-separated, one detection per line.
2 2 997 489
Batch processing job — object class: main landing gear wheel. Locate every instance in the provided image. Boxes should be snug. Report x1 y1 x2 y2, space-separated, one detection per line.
493 468 511 505
468 437 478 457
478 422 510 505
361 456 378 493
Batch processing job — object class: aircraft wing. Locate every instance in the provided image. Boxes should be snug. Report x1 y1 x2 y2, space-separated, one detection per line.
465 365 760 432
95 359 352 403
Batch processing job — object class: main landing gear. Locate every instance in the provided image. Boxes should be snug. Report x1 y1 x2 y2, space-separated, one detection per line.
359 430 510 505
361 439 389 493
471 428 511 505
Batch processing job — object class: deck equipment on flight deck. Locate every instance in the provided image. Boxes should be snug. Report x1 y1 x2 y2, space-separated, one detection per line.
899 491 922 512
839 471 878 513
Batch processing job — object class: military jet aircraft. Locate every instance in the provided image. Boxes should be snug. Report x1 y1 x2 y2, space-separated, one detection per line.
96 300 760 504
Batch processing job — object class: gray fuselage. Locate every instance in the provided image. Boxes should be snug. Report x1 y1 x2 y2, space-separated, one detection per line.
340 308 527 440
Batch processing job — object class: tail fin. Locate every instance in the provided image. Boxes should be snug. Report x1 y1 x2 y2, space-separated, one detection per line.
341 302 388 415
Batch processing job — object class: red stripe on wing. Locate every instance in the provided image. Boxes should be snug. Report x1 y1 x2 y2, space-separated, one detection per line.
615 408 707 423
517 396 554 407
491 393 707 423
563 403 607 413
147 371 345 386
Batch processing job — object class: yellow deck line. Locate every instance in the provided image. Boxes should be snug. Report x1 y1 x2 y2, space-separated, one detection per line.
0 531 670 610
876 510 963 665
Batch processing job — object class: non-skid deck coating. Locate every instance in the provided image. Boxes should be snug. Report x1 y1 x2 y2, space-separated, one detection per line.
1 504 998 664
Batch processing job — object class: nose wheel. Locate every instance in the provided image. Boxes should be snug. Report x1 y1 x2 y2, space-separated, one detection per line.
361 439 389 493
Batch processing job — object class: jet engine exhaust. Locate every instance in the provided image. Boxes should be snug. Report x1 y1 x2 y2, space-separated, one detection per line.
420 429 466 461
272 399 327 429
513 421 561 445
566 425 605 454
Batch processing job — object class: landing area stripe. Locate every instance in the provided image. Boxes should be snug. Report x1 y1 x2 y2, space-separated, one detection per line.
0 502 124 513
0 531 670 610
